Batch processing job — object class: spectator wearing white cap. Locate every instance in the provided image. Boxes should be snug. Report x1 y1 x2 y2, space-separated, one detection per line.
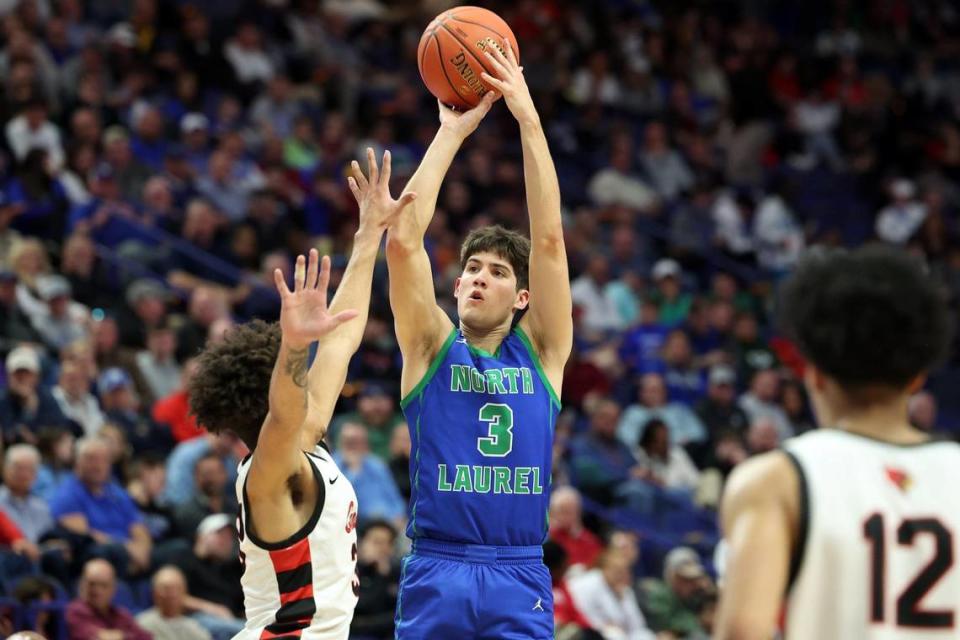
694 365 749 437
650 258 692 326
639 546 714 637
875 178 928 245
180 112 212 173
0 346 70 444
29 274 89 351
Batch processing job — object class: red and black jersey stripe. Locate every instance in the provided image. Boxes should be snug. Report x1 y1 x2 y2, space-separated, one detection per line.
261 537 316 639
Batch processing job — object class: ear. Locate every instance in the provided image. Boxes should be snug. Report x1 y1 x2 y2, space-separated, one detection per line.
513 288 530 311
453 276 462 299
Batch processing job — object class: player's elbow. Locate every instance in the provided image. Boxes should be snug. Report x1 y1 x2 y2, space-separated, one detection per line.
532 231 565 258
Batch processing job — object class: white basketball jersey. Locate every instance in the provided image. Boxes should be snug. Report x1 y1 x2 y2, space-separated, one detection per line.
784 429 960 640
233 445 359 640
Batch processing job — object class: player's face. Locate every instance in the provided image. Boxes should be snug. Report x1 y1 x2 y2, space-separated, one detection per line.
454 252 529 332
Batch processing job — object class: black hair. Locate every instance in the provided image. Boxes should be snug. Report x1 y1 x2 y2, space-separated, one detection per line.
779 245 953 394
639 418 668 449
359 518 397 542
188 319 281 449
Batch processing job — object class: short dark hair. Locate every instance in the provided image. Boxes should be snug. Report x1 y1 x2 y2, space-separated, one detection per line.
188 319 281 448
359 518 397 542
779 245 953 394
459 225 530 290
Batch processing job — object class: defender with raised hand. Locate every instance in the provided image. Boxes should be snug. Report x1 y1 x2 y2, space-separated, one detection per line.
387 41 572 640
188 150 415 640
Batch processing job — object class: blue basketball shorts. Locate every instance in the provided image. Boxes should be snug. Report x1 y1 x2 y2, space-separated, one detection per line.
394 538 554 640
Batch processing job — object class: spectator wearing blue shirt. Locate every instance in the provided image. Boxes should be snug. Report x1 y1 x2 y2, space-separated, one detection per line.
49 436 153 577
568 398 641 506
619 300 671 376
618 373 707 447
660 330 707 406
163 434 240 507
129 104 169 171
5 148 70 240
334 422 405 528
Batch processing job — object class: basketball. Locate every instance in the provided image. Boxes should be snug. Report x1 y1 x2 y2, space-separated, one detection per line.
417 6 520 110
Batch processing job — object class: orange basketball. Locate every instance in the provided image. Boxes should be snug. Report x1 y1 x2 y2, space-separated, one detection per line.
417 6 520 110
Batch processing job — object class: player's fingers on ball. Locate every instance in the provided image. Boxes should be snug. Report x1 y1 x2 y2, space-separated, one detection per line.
483 50 510 78
480 72 506 91
351 160 368 189
503 39 517 65
366 147 379 185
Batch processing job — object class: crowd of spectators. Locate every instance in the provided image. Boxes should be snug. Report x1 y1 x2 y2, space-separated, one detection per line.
0 0 958 638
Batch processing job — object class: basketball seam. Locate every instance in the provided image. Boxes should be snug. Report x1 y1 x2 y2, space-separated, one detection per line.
447 15 511 45
434 32 468 109
418 28 432 79
438 22 496 86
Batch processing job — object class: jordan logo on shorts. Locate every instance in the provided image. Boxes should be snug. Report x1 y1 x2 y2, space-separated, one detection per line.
532 598 544 612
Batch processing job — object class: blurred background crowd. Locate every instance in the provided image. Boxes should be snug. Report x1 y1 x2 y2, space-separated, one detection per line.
0 0 958 638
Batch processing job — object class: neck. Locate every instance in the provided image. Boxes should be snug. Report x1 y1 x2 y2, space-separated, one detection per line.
830 396 926 444
460 321 511 355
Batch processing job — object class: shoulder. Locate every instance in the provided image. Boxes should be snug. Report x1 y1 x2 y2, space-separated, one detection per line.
722 450 799 521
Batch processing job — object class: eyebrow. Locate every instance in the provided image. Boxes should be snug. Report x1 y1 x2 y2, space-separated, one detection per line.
466 258 513 273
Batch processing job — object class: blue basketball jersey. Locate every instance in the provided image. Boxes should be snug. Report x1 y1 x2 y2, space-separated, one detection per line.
401 326 560 546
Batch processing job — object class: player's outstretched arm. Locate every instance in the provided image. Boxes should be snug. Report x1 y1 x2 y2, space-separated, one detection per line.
303 149 417 446
249 250 358 496
714 451 801 640
482 42 573 389
386 95 494 389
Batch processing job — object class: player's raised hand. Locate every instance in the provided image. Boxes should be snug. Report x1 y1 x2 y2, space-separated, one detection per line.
274 249 359 345
438 91 496 140
480 40 537 124
348 148 418 231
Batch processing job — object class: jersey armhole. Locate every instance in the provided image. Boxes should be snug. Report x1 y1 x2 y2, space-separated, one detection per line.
400 327 458 410
241 452 326 551
783 450 810 593
514 325 562 411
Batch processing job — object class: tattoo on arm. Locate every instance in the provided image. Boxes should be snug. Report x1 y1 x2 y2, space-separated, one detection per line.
285 346 310 389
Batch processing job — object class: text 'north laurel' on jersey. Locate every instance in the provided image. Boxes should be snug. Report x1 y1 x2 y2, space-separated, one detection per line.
449 365 535 395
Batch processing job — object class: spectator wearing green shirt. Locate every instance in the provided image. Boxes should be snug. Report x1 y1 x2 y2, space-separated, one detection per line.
640 546 714 637
650 259 693 326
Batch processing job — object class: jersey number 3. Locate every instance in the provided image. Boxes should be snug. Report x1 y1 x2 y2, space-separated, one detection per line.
477 403 514 457
863 514 955 628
